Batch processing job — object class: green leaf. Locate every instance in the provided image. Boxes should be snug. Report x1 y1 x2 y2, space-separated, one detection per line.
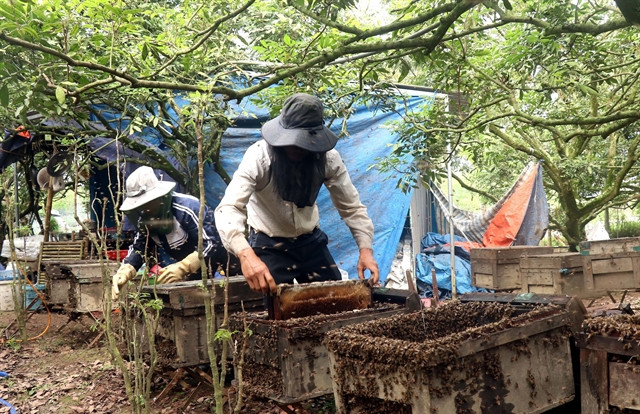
0 84 8 107
577 83 598 96
141 43 148 60
398 60 410 83
55 86 65 105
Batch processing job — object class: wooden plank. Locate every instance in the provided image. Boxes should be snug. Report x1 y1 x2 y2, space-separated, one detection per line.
525 269 554 285
454 312 570 359
470 246 554 261
470 261 495 274
580 348 609 414
593 273 635 291
591 256 633 274
633 255 640 287
575 333 640 356
582 254 595 291
608 361 640 410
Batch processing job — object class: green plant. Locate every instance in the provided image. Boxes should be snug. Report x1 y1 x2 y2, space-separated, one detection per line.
17 225 31 237
49 217 60 233
609 221 640 238
4 338 21 352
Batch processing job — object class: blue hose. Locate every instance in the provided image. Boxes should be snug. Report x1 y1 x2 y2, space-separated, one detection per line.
0 371 17 414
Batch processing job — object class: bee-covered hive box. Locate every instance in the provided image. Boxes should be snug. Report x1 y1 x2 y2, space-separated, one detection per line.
233 304 406 404
325 301 579 414
576 314 640 414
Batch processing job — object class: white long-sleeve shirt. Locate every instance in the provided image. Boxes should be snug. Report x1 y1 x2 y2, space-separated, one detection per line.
214 140 374 255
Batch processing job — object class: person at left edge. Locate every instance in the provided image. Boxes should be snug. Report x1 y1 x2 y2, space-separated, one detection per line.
111 166 239 300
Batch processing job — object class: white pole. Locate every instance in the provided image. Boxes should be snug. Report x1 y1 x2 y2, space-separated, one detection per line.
447 144 457 299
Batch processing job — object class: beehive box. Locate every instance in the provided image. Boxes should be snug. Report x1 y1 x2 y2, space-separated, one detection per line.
520 252 584 295
141 277 264 367
326 301 580 414
580 251 640 295
235 304 406 404
45 261 119 312
470 246 555 290
576 314 640 413
580 237 640 255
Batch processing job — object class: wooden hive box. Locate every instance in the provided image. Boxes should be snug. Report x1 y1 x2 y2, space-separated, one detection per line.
326 300 580 414
576 314 640 413
580 237 640 255
520 252 584 296
140 277 264 367
580 251 640 295
45 260 119 312
234 305 406 404
470 246 555 290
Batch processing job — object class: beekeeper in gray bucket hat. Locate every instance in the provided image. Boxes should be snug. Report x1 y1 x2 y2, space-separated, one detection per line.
215 92 379 295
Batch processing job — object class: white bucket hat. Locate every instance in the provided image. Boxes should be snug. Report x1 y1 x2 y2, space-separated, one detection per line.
120 166 176 212
37 167 65 192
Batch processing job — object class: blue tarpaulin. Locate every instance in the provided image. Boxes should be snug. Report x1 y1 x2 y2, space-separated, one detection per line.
416 162 549 297
91 93 430 284
415 232 486 298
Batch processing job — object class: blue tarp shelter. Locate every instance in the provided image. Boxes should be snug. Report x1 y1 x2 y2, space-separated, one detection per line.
90 91 431 284
415 162 549 297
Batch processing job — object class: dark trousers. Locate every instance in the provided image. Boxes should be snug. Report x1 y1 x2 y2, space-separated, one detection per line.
249 227 341 285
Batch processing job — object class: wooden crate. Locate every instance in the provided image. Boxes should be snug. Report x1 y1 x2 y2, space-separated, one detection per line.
520 252 584 295
581 251 640 295
37 240 87 284
140 277 264 367
576 322 640 413
580 237 640 255
470 246 555 290
237 305 406 404
326 301 579 414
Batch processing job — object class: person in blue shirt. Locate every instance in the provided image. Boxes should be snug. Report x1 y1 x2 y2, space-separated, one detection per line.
111 166 238 299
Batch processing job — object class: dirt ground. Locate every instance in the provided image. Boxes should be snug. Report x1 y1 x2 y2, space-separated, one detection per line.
1 291 639 414
0 309 331 414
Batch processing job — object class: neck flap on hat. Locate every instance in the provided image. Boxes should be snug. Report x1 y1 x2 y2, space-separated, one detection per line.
268 145 326 208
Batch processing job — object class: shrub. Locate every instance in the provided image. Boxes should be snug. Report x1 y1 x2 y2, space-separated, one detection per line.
609 221 640 238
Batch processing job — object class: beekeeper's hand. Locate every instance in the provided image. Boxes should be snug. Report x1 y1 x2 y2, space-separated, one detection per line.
112 263 137 300
238 248 276 295
357 248 379 285
156 252 201 284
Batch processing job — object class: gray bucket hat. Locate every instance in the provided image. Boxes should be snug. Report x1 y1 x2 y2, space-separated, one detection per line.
120 166 176 212
261 93 338 152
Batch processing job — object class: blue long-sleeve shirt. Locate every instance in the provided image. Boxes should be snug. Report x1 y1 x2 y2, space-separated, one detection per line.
123 193 222 270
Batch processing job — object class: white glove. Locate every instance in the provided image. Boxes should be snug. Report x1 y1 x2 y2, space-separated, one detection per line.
112 263 137 300
156 252 201 284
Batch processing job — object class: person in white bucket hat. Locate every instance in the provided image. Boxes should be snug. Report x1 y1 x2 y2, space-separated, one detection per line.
112 166 239 300
215 93 379 295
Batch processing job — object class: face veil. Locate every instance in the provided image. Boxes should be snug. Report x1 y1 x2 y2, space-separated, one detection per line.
268 145 326 208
